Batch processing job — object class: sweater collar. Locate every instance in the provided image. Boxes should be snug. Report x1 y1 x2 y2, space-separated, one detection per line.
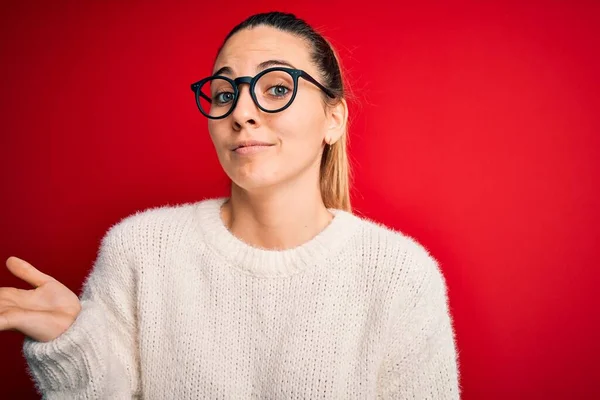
195 197 361 277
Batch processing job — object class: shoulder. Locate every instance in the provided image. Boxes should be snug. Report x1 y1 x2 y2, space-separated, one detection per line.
352 212 439 270
350 212 447 300
350 213 452 324
100 197 218 250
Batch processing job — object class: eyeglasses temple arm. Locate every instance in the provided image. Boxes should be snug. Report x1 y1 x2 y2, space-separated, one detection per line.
190 84 212 103
299 72 336 99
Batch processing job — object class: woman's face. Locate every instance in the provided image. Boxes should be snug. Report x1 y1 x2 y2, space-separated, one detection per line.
208 26 334 193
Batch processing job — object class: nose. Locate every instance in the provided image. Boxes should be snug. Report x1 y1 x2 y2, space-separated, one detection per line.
231 83 259 129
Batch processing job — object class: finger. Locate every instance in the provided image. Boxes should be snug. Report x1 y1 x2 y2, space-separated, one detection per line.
0 308 18 331
0 287 37 311
0 287 29 303
5 257 54 288
0 307 38 334
4 308 72 342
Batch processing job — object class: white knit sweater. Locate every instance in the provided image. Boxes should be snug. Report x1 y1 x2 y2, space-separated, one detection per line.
22 197 460 399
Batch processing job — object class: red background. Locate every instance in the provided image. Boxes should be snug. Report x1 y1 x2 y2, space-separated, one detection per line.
1 1 599 398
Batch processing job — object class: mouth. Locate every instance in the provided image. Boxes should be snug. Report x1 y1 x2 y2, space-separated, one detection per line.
232 143 275 155
231 140 276 152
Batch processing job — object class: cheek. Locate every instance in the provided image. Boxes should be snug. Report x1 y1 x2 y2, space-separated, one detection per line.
207 121 229 158
207 120 222 143
277 98 326 147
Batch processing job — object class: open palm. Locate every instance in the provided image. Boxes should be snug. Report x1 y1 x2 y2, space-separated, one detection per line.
0 256 81 342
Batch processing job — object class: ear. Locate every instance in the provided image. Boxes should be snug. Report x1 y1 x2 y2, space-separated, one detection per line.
324 98 348 145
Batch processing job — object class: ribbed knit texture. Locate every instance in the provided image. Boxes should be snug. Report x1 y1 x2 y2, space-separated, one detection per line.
22 197 461 399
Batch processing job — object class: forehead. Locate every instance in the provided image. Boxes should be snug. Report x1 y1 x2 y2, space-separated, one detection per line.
213 26 314 76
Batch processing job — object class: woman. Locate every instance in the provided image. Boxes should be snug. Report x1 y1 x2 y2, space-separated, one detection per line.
1 11 460 399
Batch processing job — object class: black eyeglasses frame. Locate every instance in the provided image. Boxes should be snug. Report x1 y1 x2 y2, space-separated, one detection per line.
190 66 336 119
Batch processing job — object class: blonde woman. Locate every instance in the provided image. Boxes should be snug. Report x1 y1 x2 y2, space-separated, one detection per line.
1 11 460 399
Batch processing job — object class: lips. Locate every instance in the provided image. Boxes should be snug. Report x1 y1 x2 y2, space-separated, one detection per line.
231 140 275 151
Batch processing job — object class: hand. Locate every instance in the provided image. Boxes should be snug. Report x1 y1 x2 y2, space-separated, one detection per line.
0 256 81 342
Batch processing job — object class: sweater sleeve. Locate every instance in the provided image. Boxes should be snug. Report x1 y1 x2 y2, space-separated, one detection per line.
21 221 141 400
377 253 461 399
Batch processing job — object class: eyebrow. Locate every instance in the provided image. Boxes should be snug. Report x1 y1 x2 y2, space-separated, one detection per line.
212 59 297 76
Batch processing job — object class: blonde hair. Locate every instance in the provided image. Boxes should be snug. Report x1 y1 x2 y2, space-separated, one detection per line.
320 126 352 212
319 38 353 213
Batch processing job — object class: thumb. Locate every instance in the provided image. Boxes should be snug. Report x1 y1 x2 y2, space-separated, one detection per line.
5 256 54 288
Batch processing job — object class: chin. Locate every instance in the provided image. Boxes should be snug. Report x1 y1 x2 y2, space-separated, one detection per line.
228 172 282 192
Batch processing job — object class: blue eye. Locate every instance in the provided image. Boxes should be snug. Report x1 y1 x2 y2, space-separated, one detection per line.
267 85 290 97
214 92 235 105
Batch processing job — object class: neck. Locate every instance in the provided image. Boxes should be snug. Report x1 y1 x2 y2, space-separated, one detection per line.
221 177 333 251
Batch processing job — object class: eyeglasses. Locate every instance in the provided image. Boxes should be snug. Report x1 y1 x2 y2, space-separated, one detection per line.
190 67 335 119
